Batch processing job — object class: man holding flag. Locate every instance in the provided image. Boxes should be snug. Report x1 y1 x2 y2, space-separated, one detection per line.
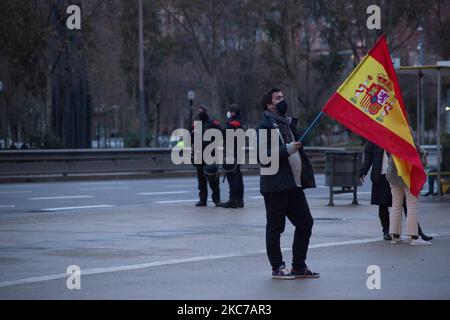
258 88 319 279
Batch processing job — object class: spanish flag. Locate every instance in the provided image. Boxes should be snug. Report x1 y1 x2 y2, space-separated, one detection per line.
323 35 426 197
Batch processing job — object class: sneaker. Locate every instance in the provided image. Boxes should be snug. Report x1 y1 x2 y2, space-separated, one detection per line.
237 201 244 208
214 202 222 207
290 267 320 278
383 233 392 241
390 234 408 244
272 265 295 280
410 238 432 246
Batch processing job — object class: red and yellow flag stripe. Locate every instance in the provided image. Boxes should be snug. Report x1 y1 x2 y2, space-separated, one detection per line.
323 35 426 196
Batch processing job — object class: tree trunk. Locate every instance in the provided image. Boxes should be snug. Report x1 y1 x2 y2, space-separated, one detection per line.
47 0 92 148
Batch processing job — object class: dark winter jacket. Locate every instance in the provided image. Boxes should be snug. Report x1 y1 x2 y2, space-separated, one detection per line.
360 141 385 184
360 141 392 205
191 116 222 166
223 115 243 163
257 111 316 194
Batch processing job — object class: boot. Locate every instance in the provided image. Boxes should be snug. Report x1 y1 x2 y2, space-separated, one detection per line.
195 201 207 207
221 201 238 208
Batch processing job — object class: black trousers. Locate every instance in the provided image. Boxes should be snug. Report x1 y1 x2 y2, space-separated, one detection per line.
225 165 244 202
379 199 425 236
263 187 313 271
196 166 220 204
378 204 390 234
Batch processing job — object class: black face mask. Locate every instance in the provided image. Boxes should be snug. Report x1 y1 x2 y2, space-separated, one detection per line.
275 100 288 115
198 112 209 122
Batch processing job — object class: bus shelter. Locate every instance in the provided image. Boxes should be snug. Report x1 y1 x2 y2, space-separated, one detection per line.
396 62 450 195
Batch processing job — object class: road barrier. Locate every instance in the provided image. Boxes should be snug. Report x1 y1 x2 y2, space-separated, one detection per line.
0 147 355 182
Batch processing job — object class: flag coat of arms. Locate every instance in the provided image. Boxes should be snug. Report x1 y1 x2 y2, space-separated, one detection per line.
323 35 426 197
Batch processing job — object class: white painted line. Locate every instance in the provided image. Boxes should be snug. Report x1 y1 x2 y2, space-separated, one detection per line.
307 192 371 198
249 192 370 200
0 205 15 208
245 187 260 191
0 184 44 189
154 199 198 204
41 205 114 212
138 191 191 196
309 237 380 248
29 196 93 201
163 185 194 188
79 187 129 191
309 186 368 190
0 236 408 288
0 273 68 288
0 191 31 194
78 182 126 186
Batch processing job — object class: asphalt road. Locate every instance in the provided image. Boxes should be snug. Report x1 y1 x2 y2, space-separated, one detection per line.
0 174 449 299
0 174 374 214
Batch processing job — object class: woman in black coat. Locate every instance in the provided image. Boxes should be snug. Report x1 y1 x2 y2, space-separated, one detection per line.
360 141 432 241
360 142 392 240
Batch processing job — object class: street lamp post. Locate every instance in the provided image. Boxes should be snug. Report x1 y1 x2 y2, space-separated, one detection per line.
187 90 195 128
417 25 425 144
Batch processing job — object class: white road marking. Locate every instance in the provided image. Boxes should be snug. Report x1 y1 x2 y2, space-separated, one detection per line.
41 205 114 212
2 235 431 288
138 191 191 196
79 187 129 191
307 192 371 198
250 191 371 200
0 184 43 189
312 186 367 189
78 182 126 186
245 187 260 191
153 199 198 204
29 196 93 200
163 185 194 188
0 205 15 208
0 191 31 194
153 198 217 204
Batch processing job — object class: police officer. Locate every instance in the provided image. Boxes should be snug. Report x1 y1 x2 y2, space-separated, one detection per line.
222 104 245 209
191 105 222 207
